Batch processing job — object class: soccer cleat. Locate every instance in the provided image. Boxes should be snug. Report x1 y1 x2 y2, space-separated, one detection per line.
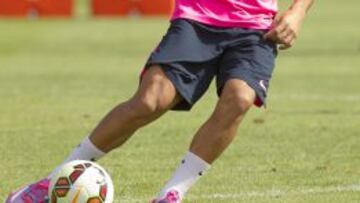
151 190 181 203
6 178 50 203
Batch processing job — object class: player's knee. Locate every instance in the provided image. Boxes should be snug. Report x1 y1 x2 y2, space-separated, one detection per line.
130 66 176 118
131 97 158 117
130 94 169 118
222 91 254 117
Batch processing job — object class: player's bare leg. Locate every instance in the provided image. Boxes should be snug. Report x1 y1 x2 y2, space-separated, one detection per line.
6 65 181 203
54 65 182 169
155 79 256 202
190 79 256 163
89 65 181 152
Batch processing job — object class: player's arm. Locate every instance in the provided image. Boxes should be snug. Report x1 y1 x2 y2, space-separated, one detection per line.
264 0 314 50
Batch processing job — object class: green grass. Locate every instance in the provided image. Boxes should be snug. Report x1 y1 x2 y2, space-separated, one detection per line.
1 0 360 202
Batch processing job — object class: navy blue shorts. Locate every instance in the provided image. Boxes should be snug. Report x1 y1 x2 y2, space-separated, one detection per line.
143 19 277 111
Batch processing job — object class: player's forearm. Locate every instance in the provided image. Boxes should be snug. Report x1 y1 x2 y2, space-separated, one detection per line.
289 0 314 16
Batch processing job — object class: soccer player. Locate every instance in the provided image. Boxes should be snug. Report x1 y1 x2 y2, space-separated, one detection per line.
7 0 314 202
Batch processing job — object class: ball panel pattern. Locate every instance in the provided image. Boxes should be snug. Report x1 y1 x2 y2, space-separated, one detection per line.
55 177 70 187
51 191 58 203
54 177 71 197
87 197 102 203
69 170 84 184
49 161 113 203
74 164 86 170
99 184 107 201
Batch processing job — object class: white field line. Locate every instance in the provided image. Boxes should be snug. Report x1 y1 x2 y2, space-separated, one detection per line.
115 184 360 202
271 94 360 102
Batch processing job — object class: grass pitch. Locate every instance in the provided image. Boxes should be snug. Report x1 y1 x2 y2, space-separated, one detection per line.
1 0 360 202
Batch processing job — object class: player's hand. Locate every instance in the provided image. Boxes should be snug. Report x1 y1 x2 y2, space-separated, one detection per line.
264 9 306 50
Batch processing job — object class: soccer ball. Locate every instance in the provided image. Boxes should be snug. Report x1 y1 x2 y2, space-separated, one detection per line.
49 160 114 203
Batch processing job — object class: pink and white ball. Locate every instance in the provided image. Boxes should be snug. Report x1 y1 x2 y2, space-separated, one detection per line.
49 160 114 203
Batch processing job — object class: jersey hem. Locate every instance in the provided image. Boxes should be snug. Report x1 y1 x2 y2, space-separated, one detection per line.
171 14 273 30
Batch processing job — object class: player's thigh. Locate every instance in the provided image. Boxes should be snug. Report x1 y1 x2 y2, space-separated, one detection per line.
135 65 181 111
217 39 277 108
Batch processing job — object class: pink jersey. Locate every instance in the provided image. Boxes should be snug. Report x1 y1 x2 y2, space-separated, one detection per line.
171 0 278 30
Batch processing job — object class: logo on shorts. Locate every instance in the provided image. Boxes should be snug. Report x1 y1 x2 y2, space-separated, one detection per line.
259 80 267 92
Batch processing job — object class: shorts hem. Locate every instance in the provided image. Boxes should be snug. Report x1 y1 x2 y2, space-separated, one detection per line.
217 75 267 108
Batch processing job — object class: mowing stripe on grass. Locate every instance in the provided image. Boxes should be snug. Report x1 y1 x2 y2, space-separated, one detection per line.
118 184 360 202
